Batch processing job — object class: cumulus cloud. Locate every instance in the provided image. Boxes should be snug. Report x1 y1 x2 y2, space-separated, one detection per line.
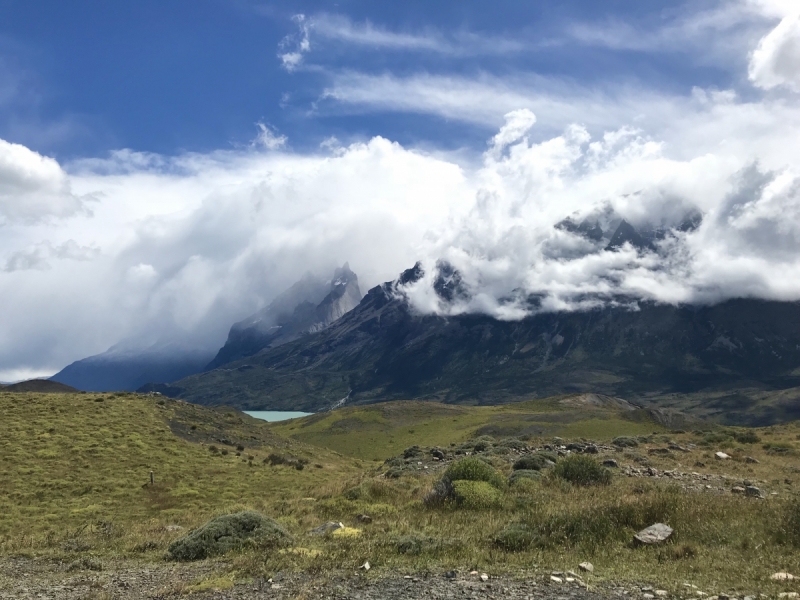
749 11 800 90
3 240 99 272
0 138 87 223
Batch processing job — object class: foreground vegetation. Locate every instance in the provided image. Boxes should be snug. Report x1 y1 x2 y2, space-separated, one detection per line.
2 391 800 596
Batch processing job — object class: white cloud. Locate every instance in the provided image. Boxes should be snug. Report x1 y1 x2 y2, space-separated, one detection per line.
252 122 287 150
278 14 311 72
0 138 87 223
3 239 99 272
749 12 800 90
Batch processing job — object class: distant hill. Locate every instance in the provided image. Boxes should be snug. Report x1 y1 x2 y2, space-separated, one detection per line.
3 379 78 393
51 343 215 392
155 263 800 425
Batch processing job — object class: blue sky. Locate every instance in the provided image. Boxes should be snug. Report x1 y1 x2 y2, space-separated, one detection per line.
0 0 772 158
1 0 799 380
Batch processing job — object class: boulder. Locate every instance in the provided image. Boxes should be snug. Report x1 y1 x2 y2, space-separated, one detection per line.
745 485 763 498
633 523 673 545
309 521 345 536
715 452 731 460
771 572 795 581
579 562 594 573
602 459 619 468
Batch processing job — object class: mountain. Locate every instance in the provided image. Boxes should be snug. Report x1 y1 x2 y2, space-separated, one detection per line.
2 379 78 393
204 263 361 370
153 263 800 425
51 341 216 392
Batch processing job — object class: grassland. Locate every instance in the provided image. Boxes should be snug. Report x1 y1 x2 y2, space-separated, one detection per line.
2 391 800 597
268 395 668 461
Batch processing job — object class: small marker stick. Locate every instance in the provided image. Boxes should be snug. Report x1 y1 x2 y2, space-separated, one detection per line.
149 471 154 485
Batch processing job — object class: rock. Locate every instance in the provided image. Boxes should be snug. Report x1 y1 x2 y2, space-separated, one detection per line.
480 573 489 582
551 576 563 584
745 486 763 498
715 452 731 460
602 459 619 468
567 577 576 583
431 449 445 460
579 562 594 573
771 572 795 581
359 561 370 571
731 486 746 494
309 521 345 536
165 525 184 532
356 514 373 524
656 591 668 597
644 594 655 599
778 594 798 599
745 456 760 464
444 570 457 579
634 523 674 545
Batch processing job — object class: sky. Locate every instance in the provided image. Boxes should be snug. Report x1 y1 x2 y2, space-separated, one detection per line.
0 0 799 380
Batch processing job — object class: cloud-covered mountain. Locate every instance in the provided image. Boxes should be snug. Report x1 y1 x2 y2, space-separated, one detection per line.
154 263 800 425
205 263 362 369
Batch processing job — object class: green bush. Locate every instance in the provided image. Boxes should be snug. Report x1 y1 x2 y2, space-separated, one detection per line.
452 480 503 509
551 454 611 487
167 511 291 561
513 455 550 471
495 522 536 551
509 469 542 485
733 430 760 444
612 436 638 448
444 457 505 489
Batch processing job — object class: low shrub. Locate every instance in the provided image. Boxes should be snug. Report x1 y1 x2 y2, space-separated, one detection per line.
612 436 638 448
777 499 800 547
733 430 760 444
509 469 542 485
444 457 505 489
452 480 503 509
513 455 550 471
497 438 527 450
550 455 611 486
167 511 291 561
495 522 536 551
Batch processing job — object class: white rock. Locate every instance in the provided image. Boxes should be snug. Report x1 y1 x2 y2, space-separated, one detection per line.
480 573 489 582
634 523 674 545
579 562 594 573
778 593 798 599
309 521 344 535
715 452 731 460
656 591 668 597
644 594 655 599
359 561 370 571
566 578 576 583
551 576 563 584
771 572 795 581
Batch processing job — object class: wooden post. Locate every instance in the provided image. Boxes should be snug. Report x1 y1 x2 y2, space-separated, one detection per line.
149 471 154 486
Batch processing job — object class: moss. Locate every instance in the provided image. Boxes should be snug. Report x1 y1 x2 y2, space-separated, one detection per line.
166 511 291 561
444 457 505 489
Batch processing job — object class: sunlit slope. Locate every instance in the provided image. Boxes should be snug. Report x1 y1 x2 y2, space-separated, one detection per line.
268 394 674 460
0 392 354 542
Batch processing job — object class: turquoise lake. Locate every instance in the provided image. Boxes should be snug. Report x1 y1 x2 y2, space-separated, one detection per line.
244 411 312 422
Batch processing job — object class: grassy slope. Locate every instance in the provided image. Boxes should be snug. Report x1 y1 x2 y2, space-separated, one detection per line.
3 391 800 595
0 391 357 552
268 395 667 461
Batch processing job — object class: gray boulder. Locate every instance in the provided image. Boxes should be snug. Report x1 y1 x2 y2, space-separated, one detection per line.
633 523 673 545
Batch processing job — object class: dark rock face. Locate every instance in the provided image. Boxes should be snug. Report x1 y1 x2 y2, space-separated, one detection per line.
205 264 362 370
164 265 800 422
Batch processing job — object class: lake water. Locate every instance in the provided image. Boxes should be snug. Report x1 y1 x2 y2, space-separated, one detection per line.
244 411 312 422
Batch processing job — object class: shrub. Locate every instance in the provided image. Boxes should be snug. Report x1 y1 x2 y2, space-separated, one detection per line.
497 438 527 450
612 436 638 448
733 431 760 444
452 480 502 509
167 511 291 561
509 469 541 485
513 455 550 471
551 455 611 486
778 499 800 547
444 457 505 489
495 522 535 551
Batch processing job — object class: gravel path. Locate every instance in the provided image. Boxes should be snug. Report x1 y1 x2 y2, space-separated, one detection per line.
0 558 615 600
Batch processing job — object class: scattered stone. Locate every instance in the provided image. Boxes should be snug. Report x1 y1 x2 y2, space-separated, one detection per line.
715 452 731 460
444 571 457 579
359 561 371 571
551 576 563 584
431 449 445 460
356 514 373 524
745 456 760 464
309 521 345 536
566 577 576 583
771 572 795 581
579 562 594 573
656 591 669 597
778 594 798 599
470 570 478 575
603 459 619 468
644 594 655 599
165 525 183 532
745 486 763 498
731 486 746 494
480 573 489 582
634 523 674 545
